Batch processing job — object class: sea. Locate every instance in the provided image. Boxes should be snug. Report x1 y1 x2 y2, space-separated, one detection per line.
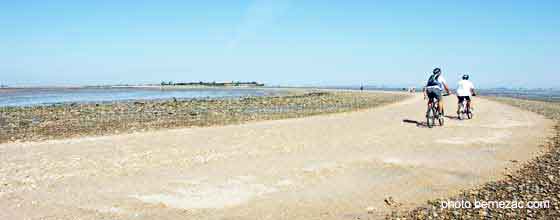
1 86 559 107
0 87 281 107
315 86 560 102
478 89 560 102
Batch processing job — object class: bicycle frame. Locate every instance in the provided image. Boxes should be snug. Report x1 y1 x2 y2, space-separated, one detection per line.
426 97 443 127
458 98 472 120
424 89 447 128
428 97 441 115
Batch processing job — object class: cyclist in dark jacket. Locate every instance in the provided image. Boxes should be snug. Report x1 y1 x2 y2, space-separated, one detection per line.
424 68 451 115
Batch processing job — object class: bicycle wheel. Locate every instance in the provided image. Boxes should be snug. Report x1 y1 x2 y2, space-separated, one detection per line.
426 108 434 128
458 104 464 120
467 107 473 119
433 103 444 126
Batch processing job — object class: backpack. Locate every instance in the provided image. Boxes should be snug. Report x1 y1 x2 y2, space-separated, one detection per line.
427 74 441 87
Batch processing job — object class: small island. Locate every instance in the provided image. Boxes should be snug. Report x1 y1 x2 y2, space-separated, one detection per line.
159 81 265 87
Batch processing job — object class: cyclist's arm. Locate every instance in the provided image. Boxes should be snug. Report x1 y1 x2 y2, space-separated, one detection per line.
443 83 451 94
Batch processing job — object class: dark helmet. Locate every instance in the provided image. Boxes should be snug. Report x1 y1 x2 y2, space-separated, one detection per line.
433 68 441 75
462 74 469 80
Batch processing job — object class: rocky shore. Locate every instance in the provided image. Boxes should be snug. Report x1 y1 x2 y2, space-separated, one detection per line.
391 97 560 219
0 91 408 144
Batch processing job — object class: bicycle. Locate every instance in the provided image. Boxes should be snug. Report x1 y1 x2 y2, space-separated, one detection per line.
457 98 473 120
426 93 448 128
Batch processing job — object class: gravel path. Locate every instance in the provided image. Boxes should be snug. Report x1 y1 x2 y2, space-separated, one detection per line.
395 97 560 219
0 93 553 220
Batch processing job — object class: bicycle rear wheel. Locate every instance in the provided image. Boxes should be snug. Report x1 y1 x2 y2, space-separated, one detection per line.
438 115 444 126
426 108 434 128
458 104 464 120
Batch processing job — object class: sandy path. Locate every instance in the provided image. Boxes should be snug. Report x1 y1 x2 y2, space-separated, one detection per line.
0 93 554 220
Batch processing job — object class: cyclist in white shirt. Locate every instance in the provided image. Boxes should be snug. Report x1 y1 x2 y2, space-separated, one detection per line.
456 74 476 114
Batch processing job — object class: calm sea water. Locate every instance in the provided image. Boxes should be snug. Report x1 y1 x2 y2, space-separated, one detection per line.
2 86 558 107
317 86 560 102
479 89 560 102
0 87 280 107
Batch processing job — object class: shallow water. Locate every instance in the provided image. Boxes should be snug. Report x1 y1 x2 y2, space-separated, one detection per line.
0 87 279 107
479 89 560 102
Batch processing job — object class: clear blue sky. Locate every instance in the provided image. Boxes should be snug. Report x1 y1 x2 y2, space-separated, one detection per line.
1 0 559 88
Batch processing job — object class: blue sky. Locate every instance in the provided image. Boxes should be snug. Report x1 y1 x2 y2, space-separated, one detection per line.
1 0 559 88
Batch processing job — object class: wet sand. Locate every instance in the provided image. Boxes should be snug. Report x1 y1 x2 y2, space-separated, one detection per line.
0 93 553 219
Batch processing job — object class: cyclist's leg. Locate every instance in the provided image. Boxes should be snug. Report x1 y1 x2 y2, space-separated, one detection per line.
426 89 436 116
438 99 444 115
436 90 443 115
426 96 432 114
457 96 463 114
466 96 472 112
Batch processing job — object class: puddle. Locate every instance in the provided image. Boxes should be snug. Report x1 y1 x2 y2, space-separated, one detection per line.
97 206 123 214
482 119 529 129
436 131 511 145
382 158 405 165
276 179 294 186
132 176 277 209
302 162 339 173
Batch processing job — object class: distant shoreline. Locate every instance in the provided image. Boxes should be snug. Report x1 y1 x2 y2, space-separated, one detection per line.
0 87 292 108
2 86 559 103
0 85 264 89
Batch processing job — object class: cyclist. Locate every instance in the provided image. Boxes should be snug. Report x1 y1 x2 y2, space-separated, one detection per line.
456 74 476 114
424 68 451 115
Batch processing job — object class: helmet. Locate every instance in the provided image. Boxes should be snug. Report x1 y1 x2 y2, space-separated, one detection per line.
433 68 441 75
462 74 469 80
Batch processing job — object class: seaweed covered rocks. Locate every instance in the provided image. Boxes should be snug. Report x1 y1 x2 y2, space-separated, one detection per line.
0 91 409 143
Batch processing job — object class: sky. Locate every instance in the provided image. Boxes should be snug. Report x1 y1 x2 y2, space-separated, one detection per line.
0 0 559 89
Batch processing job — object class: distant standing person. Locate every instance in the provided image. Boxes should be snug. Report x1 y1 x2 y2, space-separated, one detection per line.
424 68 451 115
456 74 476 114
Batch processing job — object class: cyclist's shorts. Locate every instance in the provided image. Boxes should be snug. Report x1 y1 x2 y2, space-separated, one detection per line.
426 87 442 100
457 96 471 103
